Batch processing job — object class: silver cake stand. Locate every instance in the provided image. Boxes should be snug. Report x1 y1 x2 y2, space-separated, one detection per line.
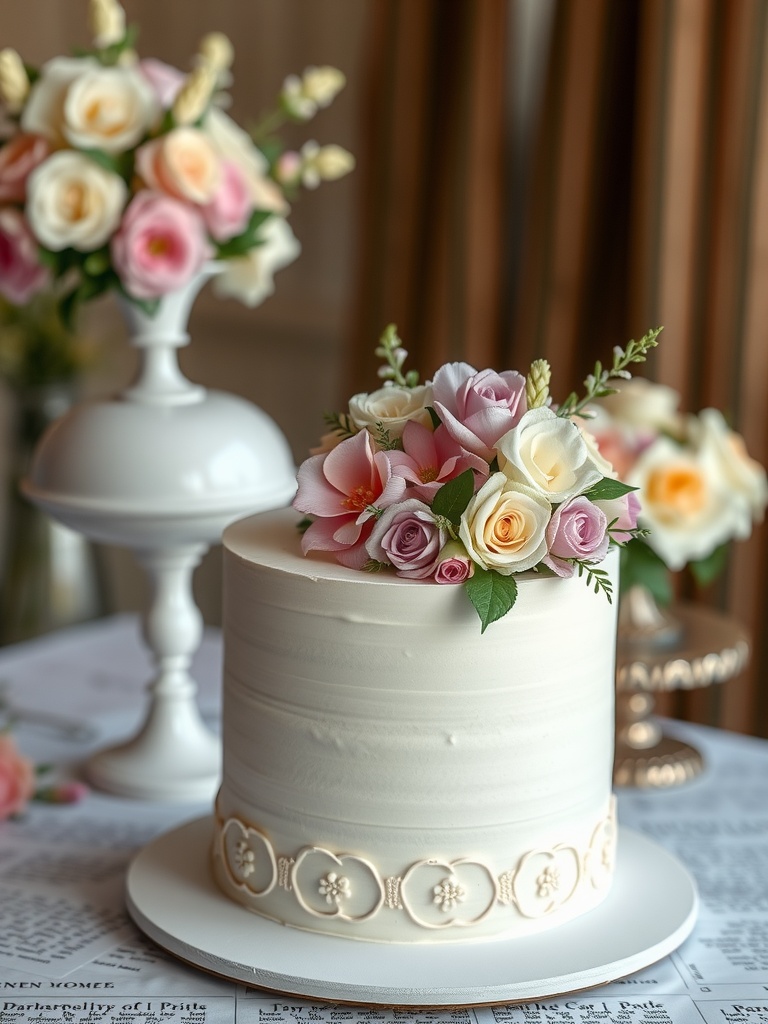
126 817 698 1007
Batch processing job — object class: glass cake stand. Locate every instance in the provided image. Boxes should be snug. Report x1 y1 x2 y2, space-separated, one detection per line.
126 816 698 1006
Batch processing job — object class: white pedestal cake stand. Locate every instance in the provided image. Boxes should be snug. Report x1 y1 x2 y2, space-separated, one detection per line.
126 817 698 1006
23 271 297 802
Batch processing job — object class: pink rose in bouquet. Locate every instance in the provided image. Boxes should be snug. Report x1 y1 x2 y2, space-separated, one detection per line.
432 362 527 461
366 498 447 578
0 734 35 820
0 207 50 304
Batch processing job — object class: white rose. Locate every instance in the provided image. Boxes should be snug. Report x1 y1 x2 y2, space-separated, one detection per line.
629 435 742 570
137 127 221 204
458 473 551 574
692 408 768 524
21 56 96 145
579 422 618 479
496 407 603 503
27 150 127 251
213 215 300 307
204 106 288 213
597 377 683 435
348 384 433 439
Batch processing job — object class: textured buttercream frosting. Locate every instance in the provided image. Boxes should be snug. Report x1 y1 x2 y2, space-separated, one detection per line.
212 507 618 942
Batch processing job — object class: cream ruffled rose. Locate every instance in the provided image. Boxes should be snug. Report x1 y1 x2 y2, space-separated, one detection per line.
22 57 157 152
349 384 434 439
693 408 768 524
497 407 603 503
458 472 551 574
26 149 127 251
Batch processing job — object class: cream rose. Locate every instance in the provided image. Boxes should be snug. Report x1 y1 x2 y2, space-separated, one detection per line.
693 408 768 524
597 377 683 436
27 150 127 251
629 435 740 569
348 384 434 440
497 407 603 503
137 127 221 204
22 56 95 145
458 472 551 574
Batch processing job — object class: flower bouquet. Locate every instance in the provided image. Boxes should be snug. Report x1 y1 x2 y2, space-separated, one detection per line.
0 0 353 324
293 325 661 631
586 378 768 605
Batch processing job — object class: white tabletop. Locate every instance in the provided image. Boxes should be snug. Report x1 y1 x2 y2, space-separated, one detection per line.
1 615 767 1023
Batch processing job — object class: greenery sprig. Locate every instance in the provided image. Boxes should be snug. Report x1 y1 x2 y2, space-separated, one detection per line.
375 324 420 388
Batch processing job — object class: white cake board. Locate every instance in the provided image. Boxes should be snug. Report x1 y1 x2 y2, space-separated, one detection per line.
126 817 698 1007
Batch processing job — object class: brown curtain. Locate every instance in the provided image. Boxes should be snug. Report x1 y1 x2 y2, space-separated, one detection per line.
348 0 768 737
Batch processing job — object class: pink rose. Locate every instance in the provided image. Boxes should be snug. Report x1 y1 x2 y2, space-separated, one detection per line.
365 499 446 578
0 133 51 203
384 420 487 502
432 362 527 461
0 207 50 304
542 496 609 578
139 58 185 108
434 540 474 584
0 734 35 820
111 191 213 299
594 491 641 544
202 159 254 242
293 428 407 569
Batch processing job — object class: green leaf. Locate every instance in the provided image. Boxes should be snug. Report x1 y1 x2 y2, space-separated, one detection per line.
79 148 133 180
619 539 673 605
215 210 274 258
465 567 518 633
689 543 729 587
583 478 638 502
431 470 475 525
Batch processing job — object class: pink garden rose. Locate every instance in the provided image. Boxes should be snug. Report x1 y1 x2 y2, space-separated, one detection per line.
0 207 50 304
594 491 641 544
111 191 213 299
0 734 35 820
0 133 51 203
366 499 446 578
432 362 527 461
542 496 609 578
202 159 254 242
384 420 487 502
434 540 474 584
293 428 407 569
139 58 185 108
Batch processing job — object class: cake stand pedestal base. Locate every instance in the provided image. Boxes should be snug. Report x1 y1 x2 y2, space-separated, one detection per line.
613 733 704 788
127 817 698 1007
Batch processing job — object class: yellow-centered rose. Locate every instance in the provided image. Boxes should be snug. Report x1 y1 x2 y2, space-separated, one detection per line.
459 473 550 574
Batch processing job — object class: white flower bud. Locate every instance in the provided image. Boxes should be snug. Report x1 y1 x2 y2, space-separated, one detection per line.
0 49 29 114
89 0 126 48
198 32 234 73
300 66 345 107
300 141 354 188
172 63 218 126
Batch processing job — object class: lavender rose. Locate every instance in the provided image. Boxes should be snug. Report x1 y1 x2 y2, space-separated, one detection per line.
366 499 447 578
542 496 609 578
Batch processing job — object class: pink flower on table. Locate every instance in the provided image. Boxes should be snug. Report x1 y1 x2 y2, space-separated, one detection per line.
293 429 407 570
0 734 35 821
432 362 527 461
0 207 50 304
434 540 474 584
366 499 447 579
111 191 213 300
201 159 254 242
384 420 487 502
594 491 641 544
0 133 51 203
542 496 609 578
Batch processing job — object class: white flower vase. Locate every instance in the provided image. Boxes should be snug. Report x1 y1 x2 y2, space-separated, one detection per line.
22 264 297 801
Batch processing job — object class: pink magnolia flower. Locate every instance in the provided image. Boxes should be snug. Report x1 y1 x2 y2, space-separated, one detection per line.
366 499 446 578
542 496 609 578
0 734 35 820
384 420 487 502
434 540 474 584
0 207 50 304
0 133 51 203
432 362 527 461
111 191 213 299
594 491 641 544
293 429 407 569
202 159 254 241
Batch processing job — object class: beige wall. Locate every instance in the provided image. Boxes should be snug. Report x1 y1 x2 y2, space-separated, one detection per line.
1 0 369 623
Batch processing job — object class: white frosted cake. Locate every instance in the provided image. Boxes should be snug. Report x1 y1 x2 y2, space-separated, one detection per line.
212 506 618 943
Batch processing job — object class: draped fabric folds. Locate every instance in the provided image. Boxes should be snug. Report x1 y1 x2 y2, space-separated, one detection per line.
347 0 768 737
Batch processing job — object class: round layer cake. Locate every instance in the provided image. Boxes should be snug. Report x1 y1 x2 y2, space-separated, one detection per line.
212 507 618 943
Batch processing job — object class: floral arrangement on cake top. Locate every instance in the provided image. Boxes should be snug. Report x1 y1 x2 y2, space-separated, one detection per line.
586 379 768 603
294 326 662 631
0 0 353 324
